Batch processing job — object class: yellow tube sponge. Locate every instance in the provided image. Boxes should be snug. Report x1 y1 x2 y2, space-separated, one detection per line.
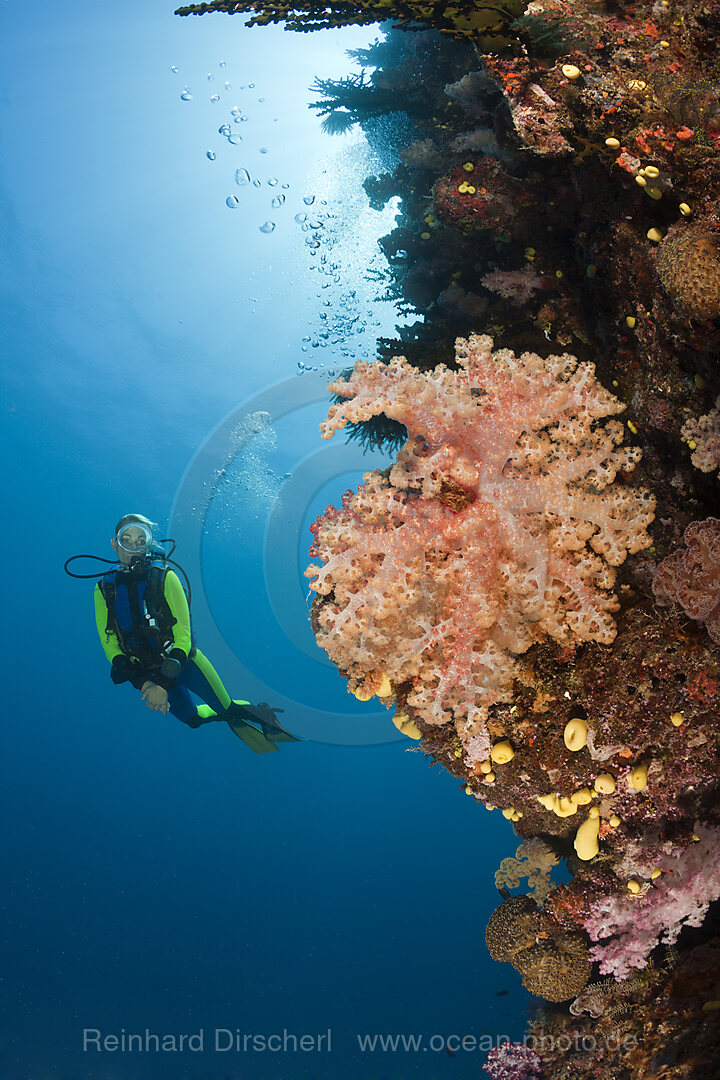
574 813 600 860
376 673 393 698
628 762 648 791
571 788 593 806
564 717 588 750
554 797 578 818
594 773 616 794
491 740 515 764
392 713 422 740
537 793 557 810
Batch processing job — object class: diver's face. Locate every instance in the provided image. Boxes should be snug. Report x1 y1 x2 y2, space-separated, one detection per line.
112 526 149 565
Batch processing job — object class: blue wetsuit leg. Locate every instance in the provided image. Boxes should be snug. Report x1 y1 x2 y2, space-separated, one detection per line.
166 657 227 725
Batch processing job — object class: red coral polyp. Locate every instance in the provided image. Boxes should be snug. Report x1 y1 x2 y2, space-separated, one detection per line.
306 336 655 744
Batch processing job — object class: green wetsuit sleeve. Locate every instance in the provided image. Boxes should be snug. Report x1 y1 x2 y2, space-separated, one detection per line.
94 583 124 663
163 570 193 657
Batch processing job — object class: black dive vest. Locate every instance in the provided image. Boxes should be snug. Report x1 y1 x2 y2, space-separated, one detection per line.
99 561 189 667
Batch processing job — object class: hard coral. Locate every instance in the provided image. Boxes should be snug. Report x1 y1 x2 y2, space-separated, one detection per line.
656 225 720 321
520 930 592 1001
653 517 720 644
486 895 592 1002
307 336 655 743
486 895 538 964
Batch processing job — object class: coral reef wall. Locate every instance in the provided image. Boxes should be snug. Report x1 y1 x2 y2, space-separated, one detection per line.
301 2 720 1072
179 0 720 1075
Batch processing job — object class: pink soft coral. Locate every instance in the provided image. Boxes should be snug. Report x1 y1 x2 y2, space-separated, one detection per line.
481 268 546 305
583 823 720 980
653 517 720 644
483 1042 543 1080
306 335 655 742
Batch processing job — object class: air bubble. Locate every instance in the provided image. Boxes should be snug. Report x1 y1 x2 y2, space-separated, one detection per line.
206 150 216 161
282 183 290 190
259 147 269 154
181 89 193 101
208 73 214 81
227 133 242 145
218 123 231 136
258 97 265 103
259 221 276 233
249 83 255 88
230 106 241 116
210 94 220 102
252 179 262 188
235 168 251 186
219 60 227 68
226 195 239 208
224 82 231 90
303 195 315 205
294 213 307 224
268 178 279 187
171 65 179 73
271 194 286 208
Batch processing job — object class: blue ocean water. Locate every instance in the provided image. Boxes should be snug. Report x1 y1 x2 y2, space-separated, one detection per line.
0 2 535 1077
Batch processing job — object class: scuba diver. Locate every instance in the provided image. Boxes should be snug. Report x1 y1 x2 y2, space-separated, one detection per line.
66 513 299 754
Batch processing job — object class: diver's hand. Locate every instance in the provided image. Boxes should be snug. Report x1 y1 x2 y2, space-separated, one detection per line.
141 681 169 714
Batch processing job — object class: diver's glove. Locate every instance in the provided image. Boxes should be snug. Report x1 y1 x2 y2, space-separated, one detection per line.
110 655 134 685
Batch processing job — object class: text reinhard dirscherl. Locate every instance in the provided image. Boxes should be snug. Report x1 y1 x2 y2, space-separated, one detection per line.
82 1028 638 1055
83 1029 332 1053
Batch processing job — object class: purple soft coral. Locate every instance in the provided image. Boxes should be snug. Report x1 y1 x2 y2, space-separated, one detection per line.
483 1041 543 1080
653 517 720 644
583 823 720 979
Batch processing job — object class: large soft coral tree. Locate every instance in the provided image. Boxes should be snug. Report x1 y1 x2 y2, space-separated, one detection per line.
306 335 655 745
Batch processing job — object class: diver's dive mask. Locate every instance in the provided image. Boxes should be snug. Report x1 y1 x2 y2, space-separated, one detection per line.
115 515 157 556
